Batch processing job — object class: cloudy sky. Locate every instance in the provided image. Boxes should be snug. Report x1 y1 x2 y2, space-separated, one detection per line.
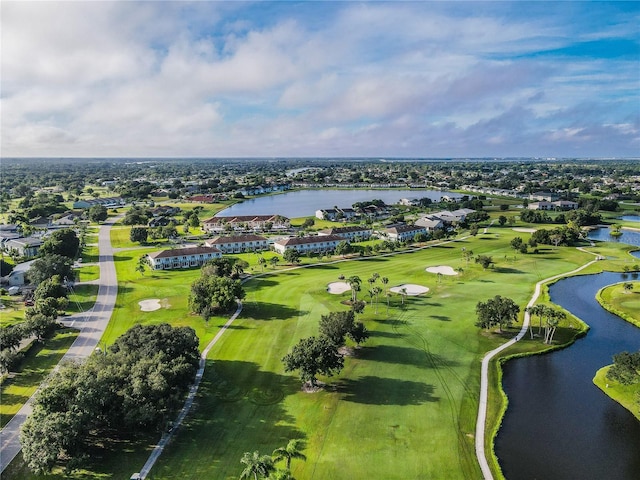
2 1 638 158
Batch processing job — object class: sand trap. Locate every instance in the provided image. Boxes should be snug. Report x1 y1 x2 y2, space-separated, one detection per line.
512 227 537 233
426 265 458 276
389 284 429 296
139 299 161 311
327 281 351 294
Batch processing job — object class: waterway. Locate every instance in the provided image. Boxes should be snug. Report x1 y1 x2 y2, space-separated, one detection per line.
588 227 640 246
216 188 462 218
620 215 640 222
496 238 640 479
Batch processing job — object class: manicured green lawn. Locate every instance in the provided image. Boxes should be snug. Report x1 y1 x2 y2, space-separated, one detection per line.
0 330 79 427
146 229 593 480
4 225 615 479
593 366 640 421
81 244 100 263
0 296 26 327
67 284 99 314
596 281 640 328
76 264 100 282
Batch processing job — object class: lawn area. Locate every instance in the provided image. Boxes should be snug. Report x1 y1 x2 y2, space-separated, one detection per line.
0 295 26 327
2 225 606 479
145 229 593 480
67 284 99 314
76 264 100 282
0 329 79 427
81 244 100 263
596 280 640 328
100 247 228 350
593 366 640 421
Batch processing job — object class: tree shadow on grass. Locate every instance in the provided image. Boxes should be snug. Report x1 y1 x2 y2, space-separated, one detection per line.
242 302 308 321
430 315 451 321
337 376 438 405
367 330 406 339
358 344 460 369
494 267 525 274
372 318 409 326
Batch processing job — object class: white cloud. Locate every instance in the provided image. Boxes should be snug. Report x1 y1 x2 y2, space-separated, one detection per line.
1 1 637 157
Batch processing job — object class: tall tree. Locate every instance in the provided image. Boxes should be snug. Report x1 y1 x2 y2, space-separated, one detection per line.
40 228 80 258
129 226 148 244
87 204 108 223
28 254 75 285
282 336 344 387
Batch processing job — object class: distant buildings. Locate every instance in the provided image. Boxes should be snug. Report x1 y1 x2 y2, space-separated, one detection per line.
384 224 427 242
202 215 290 233
147 246 222 270
73 197 124 209
317 226 372 241
528 200 578 210
205 234 269 253
273 234 344 255
315 207 357 221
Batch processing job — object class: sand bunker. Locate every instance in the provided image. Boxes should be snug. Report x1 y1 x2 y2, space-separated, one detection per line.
426 265 458 276
389 284 429 296
139 299 161 311
327 281 351 294
512 227 537 233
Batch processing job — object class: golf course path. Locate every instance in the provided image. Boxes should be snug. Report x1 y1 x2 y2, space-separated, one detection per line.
135 301 244 480
475 248 600 479
0 216 121 473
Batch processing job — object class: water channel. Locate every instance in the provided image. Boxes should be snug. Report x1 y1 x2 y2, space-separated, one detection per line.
496 234 640 479
216 188 462 218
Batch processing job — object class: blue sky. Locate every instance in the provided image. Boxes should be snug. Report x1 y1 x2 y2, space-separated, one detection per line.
2 1 638 158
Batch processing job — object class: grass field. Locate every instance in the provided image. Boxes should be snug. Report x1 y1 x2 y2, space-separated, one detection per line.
596 280 640 328
0 329 79 428
593 366 640 421
3 222 625 479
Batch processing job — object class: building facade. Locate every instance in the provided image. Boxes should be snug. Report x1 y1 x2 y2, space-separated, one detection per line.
273 234 344 254
205 234 269 253
147 246 222 270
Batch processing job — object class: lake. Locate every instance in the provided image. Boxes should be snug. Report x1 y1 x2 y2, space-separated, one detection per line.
496 231 640 479
216 189 462 218
588 226 640 247
621 215 640 222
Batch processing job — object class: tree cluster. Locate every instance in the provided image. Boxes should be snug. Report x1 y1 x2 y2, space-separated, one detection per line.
475 295 520 332
607 350 640 386
20 324 200 474
282 310 369 387
189 258 246 320
40 228 80 259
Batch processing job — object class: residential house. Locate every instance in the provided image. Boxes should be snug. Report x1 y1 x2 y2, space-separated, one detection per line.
414 216 444 232
273 234 344 255
384 224 427 242
318 226 372 241
147 246 222 270
315 207 358 221
73 197 125 209
553 200 579 210
202 215 290 233
529 191 559 202
2 260 35 287
205 234 269 253
528 201 555 210
5 237 44 258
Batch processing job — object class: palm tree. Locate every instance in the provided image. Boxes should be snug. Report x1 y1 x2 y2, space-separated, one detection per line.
347 276 362 303
272 439 306 470
623 282 634 293
258 256 266 272
381 277 389 312
400 287 408 305
240 451 276 480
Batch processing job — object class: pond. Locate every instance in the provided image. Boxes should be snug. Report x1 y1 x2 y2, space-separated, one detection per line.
216 189 462 218
588 226 640 248
620 215 640 222
496 261 640 476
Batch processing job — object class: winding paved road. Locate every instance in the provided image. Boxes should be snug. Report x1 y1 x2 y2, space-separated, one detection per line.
474 248 600 479
0 217 120 472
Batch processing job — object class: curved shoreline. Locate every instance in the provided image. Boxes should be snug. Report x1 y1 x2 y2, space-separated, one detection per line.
475 249 599 480
595 281 640 329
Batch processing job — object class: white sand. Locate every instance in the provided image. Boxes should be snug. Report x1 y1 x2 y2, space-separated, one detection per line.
512 227 537 233
389 284 429 296
327 281 351 294
426 265 458 276
139 299 161 311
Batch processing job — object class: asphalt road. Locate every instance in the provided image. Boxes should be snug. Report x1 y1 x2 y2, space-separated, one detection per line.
0 217 120 473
